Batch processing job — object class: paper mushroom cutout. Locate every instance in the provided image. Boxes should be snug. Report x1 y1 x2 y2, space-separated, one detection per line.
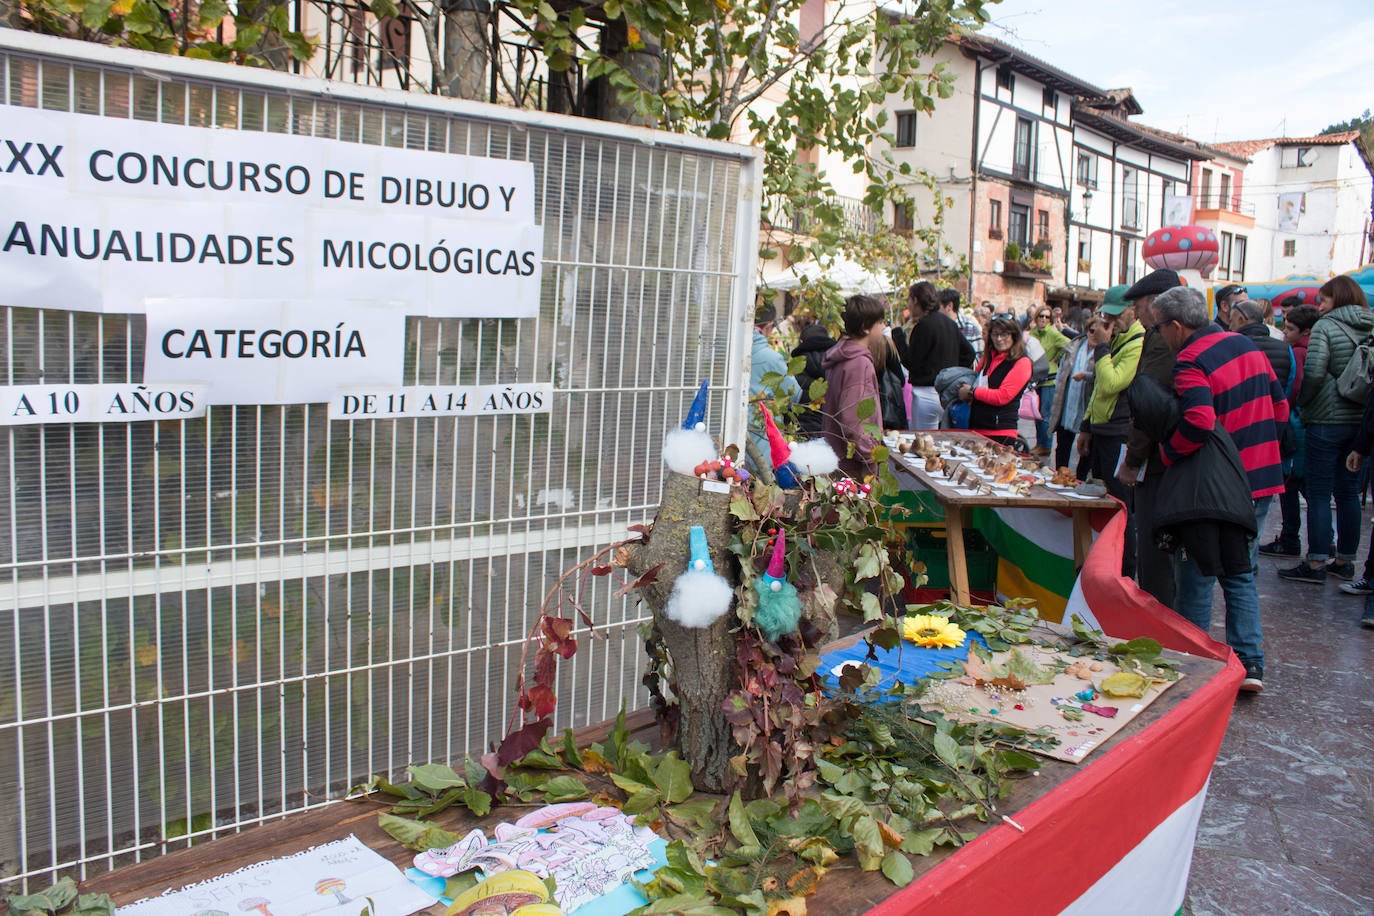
1143 226 1220 278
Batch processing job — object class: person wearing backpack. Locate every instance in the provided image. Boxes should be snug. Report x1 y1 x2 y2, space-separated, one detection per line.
1278 276 1374 584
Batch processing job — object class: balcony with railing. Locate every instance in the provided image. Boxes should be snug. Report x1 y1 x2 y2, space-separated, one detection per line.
761 194 880 237
1194 192 1256 218
289 0 600 116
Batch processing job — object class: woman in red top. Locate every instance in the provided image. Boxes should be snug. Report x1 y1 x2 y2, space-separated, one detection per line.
956 314 1033 447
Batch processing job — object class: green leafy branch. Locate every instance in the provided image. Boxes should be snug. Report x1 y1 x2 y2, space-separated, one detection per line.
5 878 112 916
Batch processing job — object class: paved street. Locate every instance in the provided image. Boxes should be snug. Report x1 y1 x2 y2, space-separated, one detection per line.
1184 501 1374 914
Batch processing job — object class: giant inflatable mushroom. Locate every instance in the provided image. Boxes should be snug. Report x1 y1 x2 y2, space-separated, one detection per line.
1143 225 1221 278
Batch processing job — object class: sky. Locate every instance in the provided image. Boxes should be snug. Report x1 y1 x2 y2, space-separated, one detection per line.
982 0 1374 143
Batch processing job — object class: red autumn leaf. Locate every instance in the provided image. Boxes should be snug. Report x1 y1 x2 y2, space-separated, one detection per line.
542 616 574 641
534 650 558 686
519 683 559 719
589 565 613 576
496 717 553 766
627 523 651 536
615 563 663 597
540 616 578 658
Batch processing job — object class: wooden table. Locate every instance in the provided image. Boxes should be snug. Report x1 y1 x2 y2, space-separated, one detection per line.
888 430 1119 606
79 654 1226 916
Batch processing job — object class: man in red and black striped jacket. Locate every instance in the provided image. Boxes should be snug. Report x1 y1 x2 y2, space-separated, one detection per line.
1160 319 1289 498
1152 286 1288 694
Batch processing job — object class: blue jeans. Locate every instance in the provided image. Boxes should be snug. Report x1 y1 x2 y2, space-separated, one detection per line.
1174 496 1270 671
1304 423 1361 562
1034 385 1054 448
1277 474 1304 553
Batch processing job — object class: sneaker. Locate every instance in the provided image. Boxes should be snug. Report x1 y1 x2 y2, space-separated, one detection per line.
1239 664 1264 693
1257 539 1299 557
1327 560 1356 581
1277 562 1326 584
1031 446 1051 457
1340 577 1374 596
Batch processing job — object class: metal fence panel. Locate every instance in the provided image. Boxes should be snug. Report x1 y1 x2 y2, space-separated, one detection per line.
0 31 759 889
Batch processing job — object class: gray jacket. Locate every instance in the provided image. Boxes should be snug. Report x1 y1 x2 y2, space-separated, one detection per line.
1299 305 1374 424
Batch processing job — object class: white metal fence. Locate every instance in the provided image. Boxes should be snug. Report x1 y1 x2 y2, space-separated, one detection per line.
0 31 759 890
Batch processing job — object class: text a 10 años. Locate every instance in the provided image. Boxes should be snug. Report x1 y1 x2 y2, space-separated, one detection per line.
0 384 206 426
328 384 552 421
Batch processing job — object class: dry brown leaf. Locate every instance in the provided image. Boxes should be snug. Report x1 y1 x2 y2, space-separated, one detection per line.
877 821 904 849
787 866 825 896
962 654 1026 690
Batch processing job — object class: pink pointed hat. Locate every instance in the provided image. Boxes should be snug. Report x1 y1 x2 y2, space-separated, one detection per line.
766 529 786 585
758 404 791 470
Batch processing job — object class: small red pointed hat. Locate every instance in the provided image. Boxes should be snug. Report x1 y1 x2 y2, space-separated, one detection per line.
758 404 791 470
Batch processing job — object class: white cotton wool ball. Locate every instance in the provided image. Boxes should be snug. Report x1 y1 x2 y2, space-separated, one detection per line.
788 439 839 476
666 569 734 628
661 428 718 475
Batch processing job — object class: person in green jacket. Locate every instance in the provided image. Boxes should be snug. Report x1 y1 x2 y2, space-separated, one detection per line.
1077 285 1144 574
1029 304 1072 456
1078 287 1143 481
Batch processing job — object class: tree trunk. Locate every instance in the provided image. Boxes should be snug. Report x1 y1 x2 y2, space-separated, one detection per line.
627 472 738 793
441 0 489 100
595 20 660 127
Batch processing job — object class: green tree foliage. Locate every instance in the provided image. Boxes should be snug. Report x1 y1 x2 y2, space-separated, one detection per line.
509 0 994 317
2 0 377 66
1321 108 1374 158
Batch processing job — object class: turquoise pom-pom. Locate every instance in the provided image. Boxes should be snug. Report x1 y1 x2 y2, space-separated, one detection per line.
754 575 801 641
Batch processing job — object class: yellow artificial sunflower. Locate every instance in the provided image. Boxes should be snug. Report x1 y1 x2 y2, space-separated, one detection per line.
902 614 967 649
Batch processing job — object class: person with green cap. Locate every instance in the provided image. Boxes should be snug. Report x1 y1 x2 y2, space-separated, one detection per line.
1077 284 1143 575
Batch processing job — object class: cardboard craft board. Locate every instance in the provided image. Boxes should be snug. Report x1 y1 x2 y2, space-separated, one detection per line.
406 803 668 916
822 640 1181 764
116 834 435 916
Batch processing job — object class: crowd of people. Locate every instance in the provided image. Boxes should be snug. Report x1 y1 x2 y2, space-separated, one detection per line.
751 270 1374 694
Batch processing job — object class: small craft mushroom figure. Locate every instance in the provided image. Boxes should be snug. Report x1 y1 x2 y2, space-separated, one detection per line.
665 525 734 628
238 898 273 916
662 380 718 476
753 528 801 641
315 877 350 905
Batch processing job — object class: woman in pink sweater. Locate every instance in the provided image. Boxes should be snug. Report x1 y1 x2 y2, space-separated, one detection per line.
821 295 886 478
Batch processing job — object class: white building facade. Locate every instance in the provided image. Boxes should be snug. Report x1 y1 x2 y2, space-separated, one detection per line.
874 35 1108 313
1066 95 1210 301
1213 133 1374 282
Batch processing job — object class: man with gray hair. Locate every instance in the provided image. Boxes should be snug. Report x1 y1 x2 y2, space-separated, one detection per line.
1152 285 1289 692
1228 299 1295 397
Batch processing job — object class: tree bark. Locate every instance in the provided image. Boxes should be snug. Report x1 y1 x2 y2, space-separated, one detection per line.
441 0 489 100
627 472 738 793
595 20 660 127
